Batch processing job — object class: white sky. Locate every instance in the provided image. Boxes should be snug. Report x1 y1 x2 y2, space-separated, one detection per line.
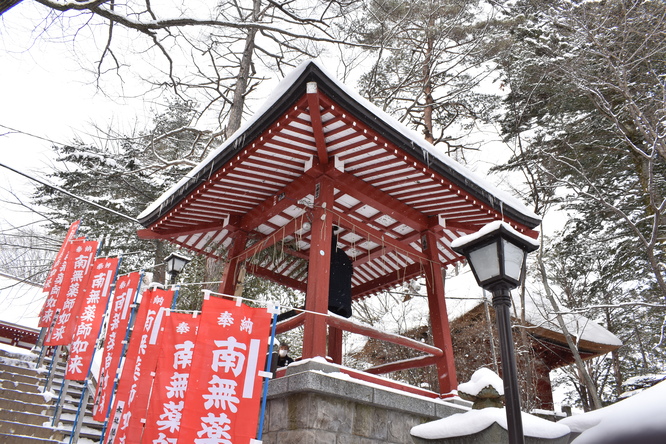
0 1 550 234
0 1 157 229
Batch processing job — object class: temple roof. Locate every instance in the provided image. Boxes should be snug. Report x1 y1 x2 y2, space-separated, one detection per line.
138 60 541 299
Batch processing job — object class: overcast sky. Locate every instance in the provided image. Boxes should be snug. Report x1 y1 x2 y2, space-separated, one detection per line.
0 1 558 236
0 1 155 230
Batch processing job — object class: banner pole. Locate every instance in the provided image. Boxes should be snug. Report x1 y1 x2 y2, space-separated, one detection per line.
98 272 143 443
68 257 122 443
256 305 279 441
69 379 92 444
51 378 70 427
170 284 180 309
43 344 62 393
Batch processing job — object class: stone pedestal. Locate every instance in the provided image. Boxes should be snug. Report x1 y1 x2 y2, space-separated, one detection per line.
261 360 467 444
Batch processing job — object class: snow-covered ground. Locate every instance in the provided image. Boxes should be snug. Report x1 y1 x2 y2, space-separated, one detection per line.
559 380 666 444
412 368 666 444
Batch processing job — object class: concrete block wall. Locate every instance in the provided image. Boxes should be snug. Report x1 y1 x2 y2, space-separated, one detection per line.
261 360 467 444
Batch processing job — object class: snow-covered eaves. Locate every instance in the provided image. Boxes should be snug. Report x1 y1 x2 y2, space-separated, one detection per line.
0 0 22 15
385 271 621 355
138 60 540 229
137 60 541 300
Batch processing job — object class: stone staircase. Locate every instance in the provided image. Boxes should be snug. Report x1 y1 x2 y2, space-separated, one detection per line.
0 347 104 443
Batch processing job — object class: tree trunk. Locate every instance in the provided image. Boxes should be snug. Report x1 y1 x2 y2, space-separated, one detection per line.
422 17 435 144
153 240 166 284
225 0 260 138
537 247 603 410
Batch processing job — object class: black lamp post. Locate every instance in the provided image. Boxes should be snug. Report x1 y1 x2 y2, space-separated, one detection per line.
451 221 539 444
164 252 192 286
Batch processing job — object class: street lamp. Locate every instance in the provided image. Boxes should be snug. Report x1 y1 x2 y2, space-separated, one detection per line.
164 252 192 285
451 221 539 444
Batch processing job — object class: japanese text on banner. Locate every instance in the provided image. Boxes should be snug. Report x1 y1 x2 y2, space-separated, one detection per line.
178 296 271 444
142 311 200 444
44 239 98 345
65 257 119 380
92 272 141 422
103 288 173 444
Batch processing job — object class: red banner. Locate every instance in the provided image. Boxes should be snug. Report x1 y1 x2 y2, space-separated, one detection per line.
42 220 81 295
39 238 84 328
177 295 271 443
65 257 119 380
104 287 173 444
92 272 142 422
142 311 200 444
44 239 98 345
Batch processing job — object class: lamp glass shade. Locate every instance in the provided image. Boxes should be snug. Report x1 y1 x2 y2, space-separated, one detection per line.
468 242 501 283
165 253 191 275
502 239 526 282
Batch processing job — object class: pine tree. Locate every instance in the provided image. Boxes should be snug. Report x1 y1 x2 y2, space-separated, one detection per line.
495 0 666 406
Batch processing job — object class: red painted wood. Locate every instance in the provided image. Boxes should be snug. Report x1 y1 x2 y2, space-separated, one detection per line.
218 230 248 295
275 312 306 335
365 354 439 375
307 88 329 166
302 177 334 359
327 314 442 357
422 229 458 395
328 326 343 364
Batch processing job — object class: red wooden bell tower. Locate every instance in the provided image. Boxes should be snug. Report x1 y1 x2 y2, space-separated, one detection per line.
138 61 540 397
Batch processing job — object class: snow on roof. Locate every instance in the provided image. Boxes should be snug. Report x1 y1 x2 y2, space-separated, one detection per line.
522 296 622 347
411 407 570 440
450 220 540 250
368 269 621 348
138 59 540 225
0 273 44 329
558 380 666 443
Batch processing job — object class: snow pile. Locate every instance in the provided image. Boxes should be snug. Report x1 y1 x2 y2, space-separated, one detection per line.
450 221 540 251
412 367 568 440
559 380 666 444
411 408 570 440
523 300 622 347
458 367 504 397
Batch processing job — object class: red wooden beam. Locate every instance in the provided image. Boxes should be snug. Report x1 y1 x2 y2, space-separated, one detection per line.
364 354 440 375
351 262 424 300
218 230 248 295
236 216 308 264
307 84 329 166
323 206 429 263
422 229 458 395
275 312 306 335
327 315 443 357
246 263 307 293
238 174 314 233
329 171 428 232
137 219 232 240
302 177 334 359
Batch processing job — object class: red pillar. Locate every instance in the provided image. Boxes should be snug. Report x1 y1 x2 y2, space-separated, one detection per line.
218 230 248 296
422 229 458 395
328 327 343 364
302 178 334 359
